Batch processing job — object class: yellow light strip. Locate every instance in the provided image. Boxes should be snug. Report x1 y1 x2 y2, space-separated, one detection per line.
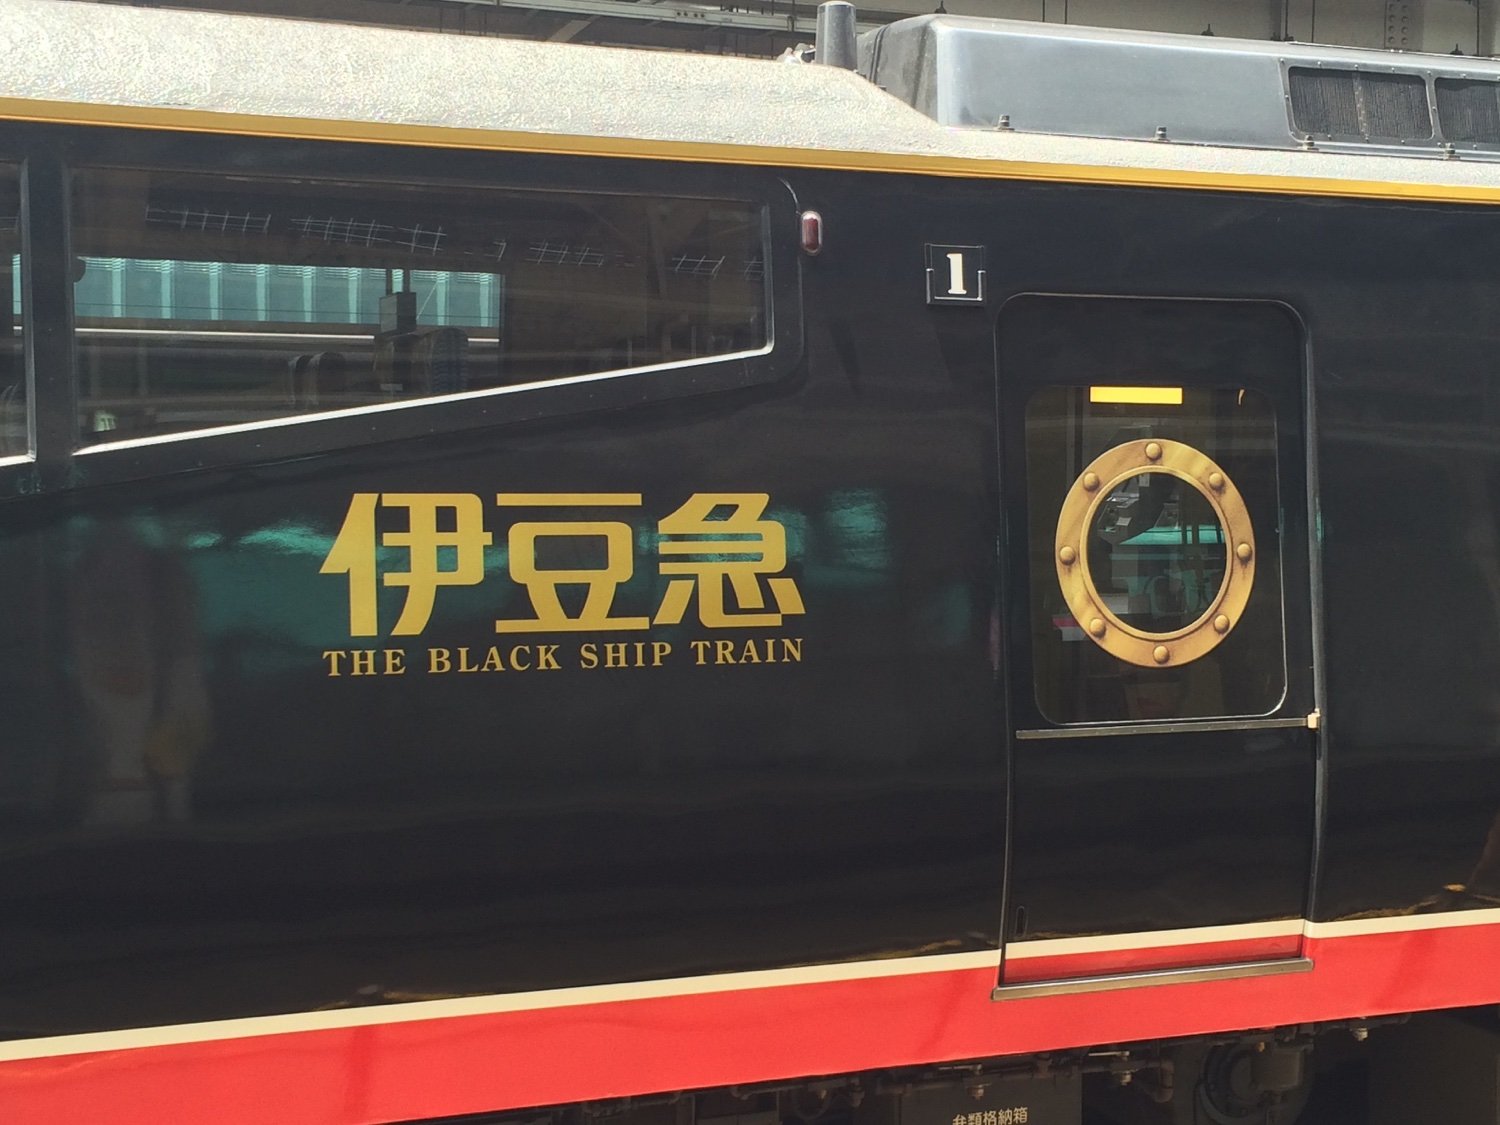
6 96 1500 207
1090 385 1184 405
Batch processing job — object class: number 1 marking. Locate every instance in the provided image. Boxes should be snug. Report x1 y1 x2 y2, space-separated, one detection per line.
946 252 968 295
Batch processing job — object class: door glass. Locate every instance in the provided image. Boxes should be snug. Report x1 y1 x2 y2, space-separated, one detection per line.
1026 385 1285 724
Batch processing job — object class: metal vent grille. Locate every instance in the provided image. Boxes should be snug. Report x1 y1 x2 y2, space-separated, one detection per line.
1289 68 1432 141
1437 78 1500 143
1290 69 1362 135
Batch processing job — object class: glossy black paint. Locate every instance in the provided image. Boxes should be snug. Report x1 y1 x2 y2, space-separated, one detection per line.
0 127 1004 1038
1 121 1498 1042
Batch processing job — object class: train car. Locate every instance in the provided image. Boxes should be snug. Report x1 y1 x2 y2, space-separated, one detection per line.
1 1 1500 1122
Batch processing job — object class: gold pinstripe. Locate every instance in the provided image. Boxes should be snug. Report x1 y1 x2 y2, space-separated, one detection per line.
4 95 1500 206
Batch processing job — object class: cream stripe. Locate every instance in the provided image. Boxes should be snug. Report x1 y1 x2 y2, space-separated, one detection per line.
1305 906 1500 940
6 96 1500 207
0 950 1002 1063
1005 919 1305 959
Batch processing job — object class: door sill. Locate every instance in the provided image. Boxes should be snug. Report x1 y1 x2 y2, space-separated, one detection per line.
992 956 1313 1000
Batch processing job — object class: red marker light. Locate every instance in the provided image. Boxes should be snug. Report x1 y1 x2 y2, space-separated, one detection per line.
800 211 823 255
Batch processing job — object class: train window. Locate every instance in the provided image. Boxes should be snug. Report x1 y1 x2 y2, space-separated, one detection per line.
0 166 21 459
69 167 767 444
1026 386 1286 725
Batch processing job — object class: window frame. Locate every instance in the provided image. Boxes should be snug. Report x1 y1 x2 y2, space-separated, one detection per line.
0 124 802 499
0 156 29 483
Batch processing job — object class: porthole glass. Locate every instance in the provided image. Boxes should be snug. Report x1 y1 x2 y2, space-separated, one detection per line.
1090 471 1227 633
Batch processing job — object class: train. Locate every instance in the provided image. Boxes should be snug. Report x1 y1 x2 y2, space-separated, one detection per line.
2 0 1500 1122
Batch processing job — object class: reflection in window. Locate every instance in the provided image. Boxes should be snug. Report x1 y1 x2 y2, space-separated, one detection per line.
1027 387 1284 724
1089 471 1227 635
0 167 21 458
71 169 768 443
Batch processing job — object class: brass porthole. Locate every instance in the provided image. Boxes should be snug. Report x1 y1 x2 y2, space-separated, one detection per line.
1054 438 1256 669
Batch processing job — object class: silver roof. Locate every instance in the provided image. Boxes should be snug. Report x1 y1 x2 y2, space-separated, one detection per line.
4 0 1500 202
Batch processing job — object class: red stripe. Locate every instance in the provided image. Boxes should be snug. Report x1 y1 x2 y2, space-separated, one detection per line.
1001 932 1303 983
4 921 1500 1125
